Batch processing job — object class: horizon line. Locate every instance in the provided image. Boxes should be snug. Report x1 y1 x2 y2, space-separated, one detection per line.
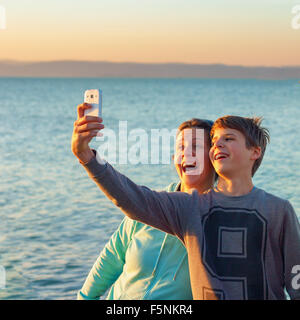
1 60 300 68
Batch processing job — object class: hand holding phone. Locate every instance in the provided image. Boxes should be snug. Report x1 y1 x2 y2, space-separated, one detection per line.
84 89 102 117
72 90 104 163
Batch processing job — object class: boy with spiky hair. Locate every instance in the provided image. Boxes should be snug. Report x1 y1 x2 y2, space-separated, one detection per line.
210 116 269 178
72 107 300 300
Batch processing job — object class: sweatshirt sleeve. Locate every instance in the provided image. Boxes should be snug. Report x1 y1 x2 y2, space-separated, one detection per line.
80 154 194 240
281 200 300 300
77 217 136 300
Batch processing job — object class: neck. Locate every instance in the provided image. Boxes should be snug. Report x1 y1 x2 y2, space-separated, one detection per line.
216 176 254 196
180 179 214 195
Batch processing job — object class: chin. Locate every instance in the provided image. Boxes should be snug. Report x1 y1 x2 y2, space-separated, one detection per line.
214 165 229 178
182 174 203 187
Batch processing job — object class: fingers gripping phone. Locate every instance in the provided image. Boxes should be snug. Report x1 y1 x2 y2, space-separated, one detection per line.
84 89 102 117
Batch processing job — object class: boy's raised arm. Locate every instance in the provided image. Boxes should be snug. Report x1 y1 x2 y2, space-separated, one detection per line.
80 151 194 241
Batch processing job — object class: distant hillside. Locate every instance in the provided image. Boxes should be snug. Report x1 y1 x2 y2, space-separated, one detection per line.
0 61 300 79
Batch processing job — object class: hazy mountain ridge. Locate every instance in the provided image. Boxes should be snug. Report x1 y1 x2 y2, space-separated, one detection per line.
0 61 300 79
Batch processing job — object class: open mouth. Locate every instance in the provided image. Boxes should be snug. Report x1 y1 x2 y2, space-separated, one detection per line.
214 153 228 161
182 163 197 173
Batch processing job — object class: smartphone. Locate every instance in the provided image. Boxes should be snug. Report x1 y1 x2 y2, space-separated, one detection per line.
84 89 102 117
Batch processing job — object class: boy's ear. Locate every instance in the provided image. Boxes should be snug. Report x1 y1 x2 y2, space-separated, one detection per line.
250 146 261 160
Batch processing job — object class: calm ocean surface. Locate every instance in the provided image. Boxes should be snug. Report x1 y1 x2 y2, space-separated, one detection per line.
0 78 299 300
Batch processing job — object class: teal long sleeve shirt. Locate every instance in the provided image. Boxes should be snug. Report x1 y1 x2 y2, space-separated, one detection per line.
77 182 193 300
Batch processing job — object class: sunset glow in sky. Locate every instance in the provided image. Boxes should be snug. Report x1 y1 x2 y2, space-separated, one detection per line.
0 0 299 66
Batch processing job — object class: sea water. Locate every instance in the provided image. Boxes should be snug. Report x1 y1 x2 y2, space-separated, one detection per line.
0 78 299 299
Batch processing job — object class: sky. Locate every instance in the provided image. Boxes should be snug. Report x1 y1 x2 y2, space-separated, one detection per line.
0 0 299 66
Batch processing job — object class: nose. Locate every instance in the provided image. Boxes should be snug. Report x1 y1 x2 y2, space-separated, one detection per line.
182 144 196 159
213 137 224 149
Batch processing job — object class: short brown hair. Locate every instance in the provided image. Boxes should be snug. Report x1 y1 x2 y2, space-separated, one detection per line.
177 118 213 146
210 115 270 176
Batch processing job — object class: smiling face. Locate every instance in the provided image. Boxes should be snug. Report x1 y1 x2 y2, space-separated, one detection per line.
209 127 261 179
174 127 215 192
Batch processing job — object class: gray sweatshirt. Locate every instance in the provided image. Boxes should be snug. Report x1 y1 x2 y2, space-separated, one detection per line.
81 154 300 300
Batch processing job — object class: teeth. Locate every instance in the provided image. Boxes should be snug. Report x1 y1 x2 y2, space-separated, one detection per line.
186 166 196 171
183 164 196 168
215 154 226 160
182 164 196 172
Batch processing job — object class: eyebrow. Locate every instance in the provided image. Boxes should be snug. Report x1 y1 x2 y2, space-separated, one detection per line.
212 133 236 142
224 133 236 137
